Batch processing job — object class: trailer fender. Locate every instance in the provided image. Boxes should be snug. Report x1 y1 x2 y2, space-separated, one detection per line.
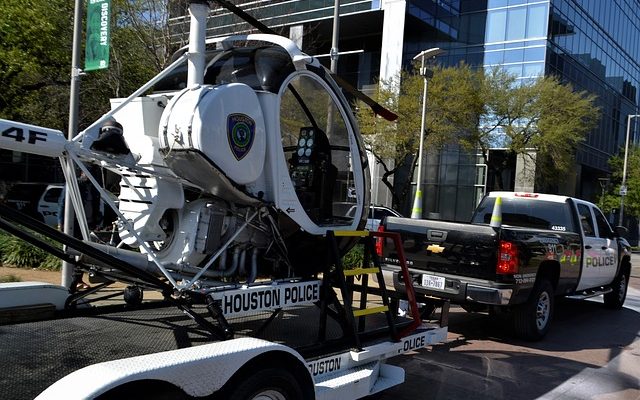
36 337 310 399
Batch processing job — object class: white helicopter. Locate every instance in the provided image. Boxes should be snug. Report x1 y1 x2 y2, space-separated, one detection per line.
0 1 397 314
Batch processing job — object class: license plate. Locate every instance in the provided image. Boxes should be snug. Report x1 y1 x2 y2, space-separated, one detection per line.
421 274 445 290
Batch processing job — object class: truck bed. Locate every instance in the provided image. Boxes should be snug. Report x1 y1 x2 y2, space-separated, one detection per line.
383 217 498 280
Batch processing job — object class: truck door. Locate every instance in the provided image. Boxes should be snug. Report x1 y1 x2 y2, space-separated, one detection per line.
576 203 618 290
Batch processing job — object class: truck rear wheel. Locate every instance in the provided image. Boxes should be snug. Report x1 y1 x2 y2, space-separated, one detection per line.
603 269 629 309
227 368 304 400
512 279 554 341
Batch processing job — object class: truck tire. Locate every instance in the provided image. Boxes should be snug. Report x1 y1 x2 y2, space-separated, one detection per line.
227 368 304 400
512 279 554 341
603 269 629 309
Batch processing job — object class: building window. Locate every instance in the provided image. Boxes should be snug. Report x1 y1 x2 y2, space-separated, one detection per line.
523 46 545 62
523 62 544 78
506 7 527 41
526 3 548 39
486 10 507 42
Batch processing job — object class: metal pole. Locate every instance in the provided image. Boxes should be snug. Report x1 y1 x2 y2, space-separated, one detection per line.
330 0 340 73
411 57 428 219
620 114 639 226
61 0 84 288
409 48 443 219
187 1 209 87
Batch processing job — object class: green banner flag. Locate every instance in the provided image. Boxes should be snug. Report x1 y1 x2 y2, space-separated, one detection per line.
85 0 111 71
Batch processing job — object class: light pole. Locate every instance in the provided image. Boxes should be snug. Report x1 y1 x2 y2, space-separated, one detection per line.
598 177 609 209
619 114 640 226
411 48 444 219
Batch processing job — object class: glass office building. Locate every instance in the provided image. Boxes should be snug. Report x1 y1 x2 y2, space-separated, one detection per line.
402 0 639 220
169 0 640 221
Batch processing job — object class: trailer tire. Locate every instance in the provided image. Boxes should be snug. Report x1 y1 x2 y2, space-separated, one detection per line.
96 380 188 399
604 268 629 309
226 367 304 400
512 279 554 341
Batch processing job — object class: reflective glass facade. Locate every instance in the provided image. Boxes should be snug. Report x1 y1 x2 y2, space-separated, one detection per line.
547 0 640 176
404 0 640 216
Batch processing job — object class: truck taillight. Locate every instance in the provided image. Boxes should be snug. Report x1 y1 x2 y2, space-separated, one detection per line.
375 225 385 257
497 240 518 274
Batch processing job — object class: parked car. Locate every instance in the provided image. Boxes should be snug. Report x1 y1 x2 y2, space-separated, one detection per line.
347 205 402 231
4 183 54 223
37 185 65 227
5 183 116 229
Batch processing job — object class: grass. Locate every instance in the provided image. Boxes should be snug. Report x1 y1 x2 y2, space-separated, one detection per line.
0 274 22 283
0 230 62 271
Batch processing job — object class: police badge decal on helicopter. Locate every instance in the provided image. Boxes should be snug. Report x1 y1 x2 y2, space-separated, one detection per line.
227 113 255 161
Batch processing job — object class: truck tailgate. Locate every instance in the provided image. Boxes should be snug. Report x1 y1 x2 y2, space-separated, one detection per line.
382 217 498 280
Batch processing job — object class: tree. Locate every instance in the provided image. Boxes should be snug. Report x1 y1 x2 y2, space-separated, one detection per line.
356 65 599 209
0 0 182 132
599 145 640 219
0 0 74 130
356 65 483 208
474 69 599 191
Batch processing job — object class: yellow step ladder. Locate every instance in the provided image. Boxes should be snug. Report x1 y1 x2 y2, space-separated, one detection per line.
322 230 397 350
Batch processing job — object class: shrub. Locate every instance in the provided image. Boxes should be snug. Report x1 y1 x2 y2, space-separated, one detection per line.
0 230 62 271
0 274 22 283
342 244 365 270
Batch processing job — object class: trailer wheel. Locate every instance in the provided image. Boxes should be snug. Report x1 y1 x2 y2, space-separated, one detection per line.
124 285 143 307
604 269 629 309
227 368 304 400
512 279 554 341
96 380 188 399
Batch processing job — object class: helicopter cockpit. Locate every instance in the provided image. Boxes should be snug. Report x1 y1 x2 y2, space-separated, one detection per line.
154 37 369 236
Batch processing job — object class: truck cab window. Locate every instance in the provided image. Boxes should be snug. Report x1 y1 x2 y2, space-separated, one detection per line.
594 208 613 238
577 204 595 237
472 197 574 231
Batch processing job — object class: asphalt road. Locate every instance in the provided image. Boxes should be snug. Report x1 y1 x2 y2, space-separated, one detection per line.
374 254 640 400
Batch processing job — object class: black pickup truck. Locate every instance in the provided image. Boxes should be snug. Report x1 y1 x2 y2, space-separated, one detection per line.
379 192 632 340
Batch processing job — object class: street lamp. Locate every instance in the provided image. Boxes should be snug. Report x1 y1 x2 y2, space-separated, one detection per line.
619 114 640 226
411 47 444 219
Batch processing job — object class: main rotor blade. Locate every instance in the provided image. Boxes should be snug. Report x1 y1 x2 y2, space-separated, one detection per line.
210 0 274 35
330 74 398 121
208 0 398 121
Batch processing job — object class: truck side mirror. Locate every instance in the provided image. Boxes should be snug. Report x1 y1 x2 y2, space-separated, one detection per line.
614 226 628 237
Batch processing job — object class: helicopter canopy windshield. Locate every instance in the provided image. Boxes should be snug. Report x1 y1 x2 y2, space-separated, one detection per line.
280 73 357 227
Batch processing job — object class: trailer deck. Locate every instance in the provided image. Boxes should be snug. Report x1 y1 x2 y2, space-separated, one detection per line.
0 301 345 399
1 290 445 400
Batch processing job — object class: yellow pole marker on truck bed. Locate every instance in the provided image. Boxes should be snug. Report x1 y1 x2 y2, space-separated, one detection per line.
490 196 502 228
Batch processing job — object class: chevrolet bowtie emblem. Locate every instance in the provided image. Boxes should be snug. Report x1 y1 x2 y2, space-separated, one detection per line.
426 244 445 253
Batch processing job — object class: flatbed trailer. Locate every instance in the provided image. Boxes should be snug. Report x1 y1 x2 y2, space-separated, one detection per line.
1 283 448 399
